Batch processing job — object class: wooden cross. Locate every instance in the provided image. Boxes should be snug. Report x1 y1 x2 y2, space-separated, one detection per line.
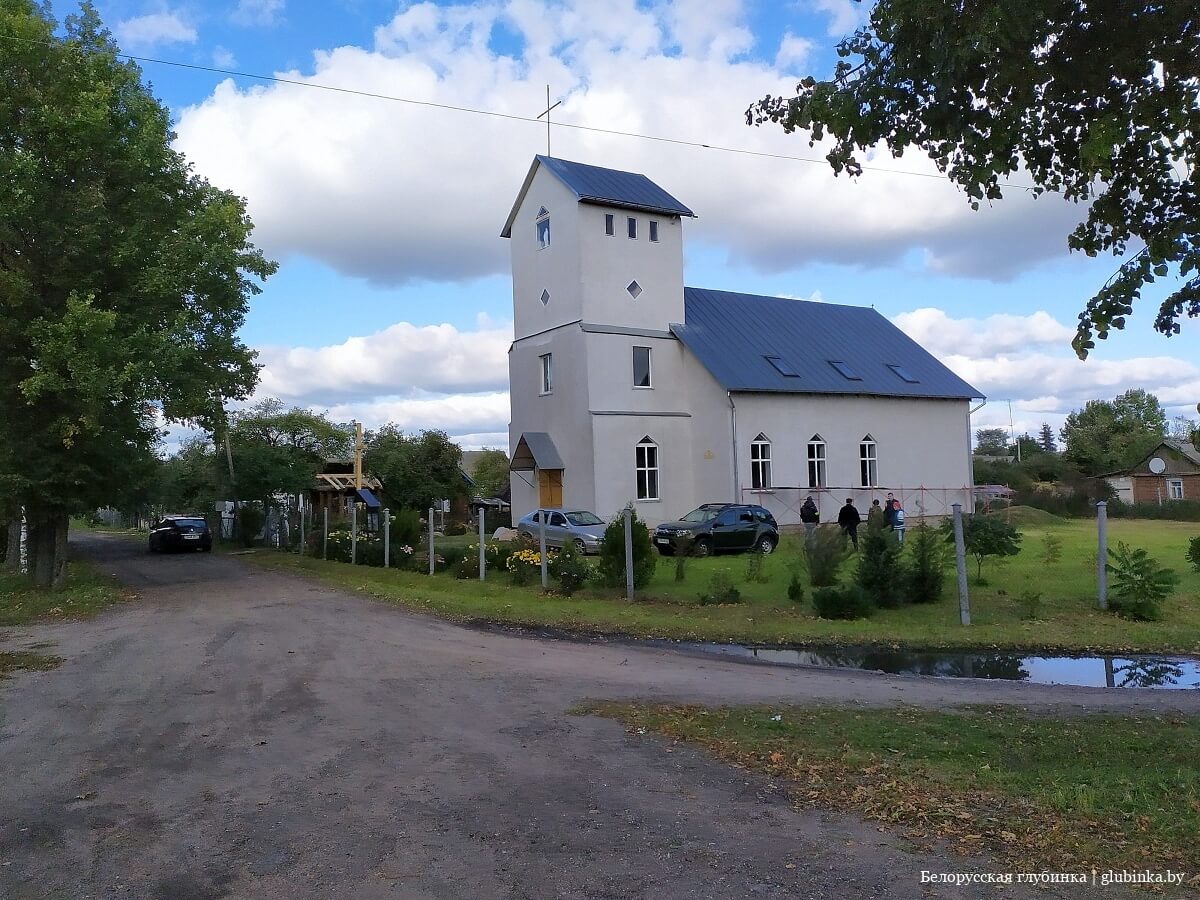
536 84 562 157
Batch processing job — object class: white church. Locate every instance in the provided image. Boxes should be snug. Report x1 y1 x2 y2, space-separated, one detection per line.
503 156 982 526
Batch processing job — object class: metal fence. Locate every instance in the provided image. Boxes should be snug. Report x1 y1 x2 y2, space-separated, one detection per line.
738 484 975 527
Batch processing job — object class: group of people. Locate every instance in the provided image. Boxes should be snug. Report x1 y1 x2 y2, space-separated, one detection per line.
799 493 906 549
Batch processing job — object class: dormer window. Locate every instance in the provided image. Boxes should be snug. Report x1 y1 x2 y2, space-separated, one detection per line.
535 207 550 249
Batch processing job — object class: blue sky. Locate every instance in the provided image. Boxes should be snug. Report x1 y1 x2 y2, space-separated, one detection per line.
52 0 1200 447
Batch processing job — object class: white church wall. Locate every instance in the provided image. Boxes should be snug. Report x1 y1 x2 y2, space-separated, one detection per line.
590 413 695 524
510 169 585 341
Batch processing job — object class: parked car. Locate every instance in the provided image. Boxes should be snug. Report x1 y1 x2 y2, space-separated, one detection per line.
515 509 607 554
148 515 212 553
652 503 778 556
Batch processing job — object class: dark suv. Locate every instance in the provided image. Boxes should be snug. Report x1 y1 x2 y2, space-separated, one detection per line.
653 504 778 557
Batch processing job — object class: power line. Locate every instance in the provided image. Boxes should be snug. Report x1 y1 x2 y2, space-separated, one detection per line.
0 31 1037 191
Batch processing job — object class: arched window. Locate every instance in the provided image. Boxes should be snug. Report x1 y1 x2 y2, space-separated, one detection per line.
635 436 659 500
535 207 550 249
859 434 878 487
807 434 826 488
750 433 772 490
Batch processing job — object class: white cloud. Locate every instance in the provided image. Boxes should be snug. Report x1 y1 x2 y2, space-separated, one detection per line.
233 0 285 26
323 392 510 437
173 0 1085 287
114 11 197 50
808 0 870 37
774 32 814 71
212 46 237 68
892 308 1074 358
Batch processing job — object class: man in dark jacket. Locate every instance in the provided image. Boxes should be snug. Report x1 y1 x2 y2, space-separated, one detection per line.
800 495 819 542
837 498 861 548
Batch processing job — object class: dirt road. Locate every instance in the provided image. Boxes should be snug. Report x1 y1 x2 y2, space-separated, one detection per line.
2 534 1190 899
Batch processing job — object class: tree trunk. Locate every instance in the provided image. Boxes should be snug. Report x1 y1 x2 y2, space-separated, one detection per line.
3 515 21 572
28 514 68 589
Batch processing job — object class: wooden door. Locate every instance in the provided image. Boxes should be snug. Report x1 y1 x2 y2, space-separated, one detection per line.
538 469 563 507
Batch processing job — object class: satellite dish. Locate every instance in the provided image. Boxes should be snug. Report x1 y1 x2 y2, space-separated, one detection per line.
1149 457 1166 474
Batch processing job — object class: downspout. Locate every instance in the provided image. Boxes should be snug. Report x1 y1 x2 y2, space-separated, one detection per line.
728 392 740 501
968 400 987 512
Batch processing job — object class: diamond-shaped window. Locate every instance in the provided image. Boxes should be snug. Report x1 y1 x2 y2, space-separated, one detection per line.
540 289 550 306
626 280 643 299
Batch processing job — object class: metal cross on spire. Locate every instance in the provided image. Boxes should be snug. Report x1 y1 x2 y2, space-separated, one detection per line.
536 84 562 157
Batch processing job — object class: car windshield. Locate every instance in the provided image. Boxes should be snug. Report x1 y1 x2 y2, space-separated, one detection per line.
680 506 721 523
565 512 603 527
173 519 207 529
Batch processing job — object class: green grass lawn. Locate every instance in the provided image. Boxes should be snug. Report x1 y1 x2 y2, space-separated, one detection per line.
581 702 1200 878
246 517 1200 654
0 560 133 627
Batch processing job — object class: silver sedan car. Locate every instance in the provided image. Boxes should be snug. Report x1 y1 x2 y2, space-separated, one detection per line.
515 509 607 554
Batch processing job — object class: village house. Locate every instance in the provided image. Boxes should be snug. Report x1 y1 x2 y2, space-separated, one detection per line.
1104 440 1200 504
502 156 983 526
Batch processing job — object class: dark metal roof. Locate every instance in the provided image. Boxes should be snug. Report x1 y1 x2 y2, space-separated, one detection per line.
671 288 982 400
502 157 693 236
510 432 564 471
356 488 381 509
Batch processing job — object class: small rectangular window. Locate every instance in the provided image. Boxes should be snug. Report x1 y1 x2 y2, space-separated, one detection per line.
807 441 826 488
751 439 772 490
649 220 659 242
633 346 652 388
539 353 552 394
830 360 862 381
627 217 637 239
887 363 919 383
605 213 614 236
860 441 878 487
765 355 800 377
636 440 659 500
1168 479 1184 500
536 216 550 250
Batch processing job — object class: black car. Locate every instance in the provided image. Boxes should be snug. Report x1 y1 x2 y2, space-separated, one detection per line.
148 515 212 553
653 504 778 556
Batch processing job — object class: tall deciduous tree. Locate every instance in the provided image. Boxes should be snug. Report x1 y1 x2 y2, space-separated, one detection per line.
974 428 1010 456
470 449 510 499
747 1 1199 356
228 400 351 507
365 428 464 512
0 3 274 586
1060 389 1167 475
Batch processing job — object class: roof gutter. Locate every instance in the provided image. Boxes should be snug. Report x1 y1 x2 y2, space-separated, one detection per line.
728 392 739 500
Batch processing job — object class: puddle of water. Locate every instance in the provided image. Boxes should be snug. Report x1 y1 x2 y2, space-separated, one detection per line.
674 643 1200 689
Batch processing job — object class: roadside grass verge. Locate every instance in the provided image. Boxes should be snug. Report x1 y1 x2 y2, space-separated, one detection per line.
244 517 1200 654
0 650 62 678
0 560 133 626
581 701 1200 878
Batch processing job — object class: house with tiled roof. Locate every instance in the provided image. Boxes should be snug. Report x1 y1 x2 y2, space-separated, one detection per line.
502 156 983 526
1104 440 1200 505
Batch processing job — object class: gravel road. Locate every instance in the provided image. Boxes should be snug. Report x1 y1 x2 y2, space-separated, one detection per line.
2 533 1190 899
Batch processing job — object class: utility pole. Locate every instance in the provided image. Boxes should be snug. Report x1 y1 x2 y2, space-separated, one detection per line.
353 421 364 492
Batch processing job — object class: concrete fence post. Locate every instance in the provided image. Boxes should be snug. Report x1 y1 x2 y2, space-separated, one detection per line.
299 505 305 556
623 505 635 601
383 508 390 568
351 503 358 566
322 507 328 561
538 509 548 589
1096 500 1108 610
952 503 970 626
478 508 486 582
428 507 435 575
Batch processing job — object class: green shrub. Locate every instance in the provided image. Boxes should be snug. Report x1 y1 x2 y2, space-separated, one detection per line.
1108 499 1200 522
456 553 479 579
506 547 542 586
444 521 468 536
388 508 423 549
438 545 470 571
1041 533 1063 565
1015 590 1043 620
905 522 949 604
744 547 769 584
597 509 657 590
812 584 873 620
549 539 590 596
1106 542 1179 621
856 520 905 608
1187 536 1200 573
786 570 806 604
697 569 741 605
804 525 851 587
942 514 1021 583
237 505 265 547
674 555 687 582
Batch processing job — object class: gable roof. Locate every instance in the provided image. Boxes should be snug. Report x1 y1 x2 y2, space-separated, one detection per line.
671 287 982 400
1114 440 1200 476
502 156 694 237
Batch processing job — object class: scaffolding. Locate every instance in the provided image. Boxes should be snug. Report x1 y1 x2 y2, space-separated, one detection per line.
738 484 975 527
